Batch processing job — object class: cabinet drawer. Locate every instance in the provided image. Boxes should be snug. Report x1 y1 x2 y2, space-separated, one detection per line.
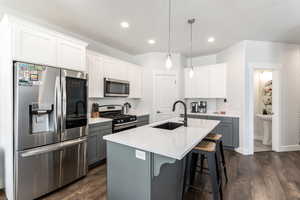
206 116 233 123
89 122 112 131
186 114 208 120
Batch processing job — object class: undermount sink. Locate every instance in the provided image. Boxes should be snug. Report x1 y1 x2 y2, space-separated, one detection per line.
153 122 183 130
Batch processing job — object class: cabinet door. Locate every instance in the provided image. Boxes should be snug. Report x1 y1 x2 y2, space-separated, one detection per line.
195 67 210 98
14 25 57 66
57 38 86 71
87 54 104 98
87 133 99 166
128 64 142 98
98 129 112 161
184 68 193 98
103 58 128 80
209 64 226 98
219 122 233 147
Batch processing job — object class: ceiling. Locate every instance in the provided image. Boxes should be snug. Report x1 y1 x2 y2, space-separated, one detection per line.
0 0 300 56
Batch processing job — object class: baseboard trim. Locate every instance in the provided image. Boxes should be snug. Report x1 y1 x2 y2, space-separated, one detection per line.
235 147 252 155
278 145 300 152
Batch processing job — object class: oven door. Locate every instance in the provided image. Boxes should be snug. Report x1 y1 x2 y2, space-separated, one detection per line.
61 69 88 141
104 78 129 97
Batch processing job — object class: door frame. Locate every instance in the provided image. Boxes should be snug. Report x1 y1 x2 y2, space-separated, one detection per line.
153 70 179 122
248 63 282 154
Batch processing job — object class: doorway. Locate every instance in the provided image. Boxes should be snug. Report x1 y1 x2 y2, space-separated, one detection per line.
253 70 273 152
248 64 281 154
153 71 178 122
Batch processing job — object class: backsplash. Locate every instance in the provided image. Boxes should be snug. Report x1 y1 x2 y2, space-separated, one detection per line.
88 98 142 114
185 98 229 113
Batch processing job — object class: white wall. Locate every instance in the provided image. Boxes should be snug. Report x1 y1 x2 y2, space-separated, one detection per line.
245 41 300 149
216 41 247 154
187 54 216 67
135 53 186 122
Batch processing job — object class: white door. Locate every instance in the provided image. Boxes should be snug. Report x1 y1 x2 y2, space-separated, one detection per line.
154 73 178 122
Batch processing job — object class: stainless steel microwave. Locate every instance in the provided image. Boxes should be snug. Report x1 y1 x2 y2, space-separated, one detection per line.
104 78 130 97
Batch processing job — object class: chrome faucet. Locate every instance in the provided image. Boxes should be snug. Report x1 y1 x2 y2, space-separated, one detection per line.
172 100 188 127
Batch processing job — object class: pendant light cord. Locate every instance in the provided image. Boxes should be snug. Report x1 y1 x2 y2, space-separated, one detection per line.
190 20 193 68
168 0 171 55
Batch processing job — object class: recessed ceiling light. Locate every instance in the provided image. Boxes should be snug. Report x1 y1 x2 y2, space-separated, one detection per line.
148 39 156 44
208 37 215 43
120 21 130 28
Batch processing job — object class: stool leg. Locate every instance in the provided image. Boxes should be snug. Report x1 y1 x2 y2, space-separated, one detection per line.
215 150 223 200
200 154 205 174
219 141 228 183
190 153 199 185
183 152 193 194
207 152 221 200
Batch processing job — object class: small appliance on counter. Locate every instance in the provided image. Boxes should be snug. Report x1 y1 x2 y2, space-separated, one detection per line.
91 103 100 118
191 102 200 113
199 101 207 113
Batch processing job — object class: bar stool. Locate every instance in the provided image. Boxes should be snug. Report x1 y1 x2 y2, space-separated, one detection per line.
184 141 223 200
204 133 228 183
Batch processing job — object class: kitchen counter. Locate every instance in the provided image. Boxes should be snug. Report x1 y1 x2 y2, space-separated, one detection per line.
104 117 219 160
187 111 240 118
88 117 112 125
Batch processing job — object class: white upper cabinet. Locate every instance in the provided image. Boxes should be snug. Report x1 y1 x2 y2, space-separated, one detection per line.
103 58 128 80
196 67 210 98
209 64 226 98
9 15 88 70
13 24 57 66
128 64 142 98
57 38 87 71
87 52 104 98
87 50 143 99
184 63 227 99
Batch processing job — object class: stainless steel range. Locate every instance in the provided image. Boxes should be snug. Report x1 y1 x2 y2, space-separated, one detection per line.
99 105 137 132
14 62 88 200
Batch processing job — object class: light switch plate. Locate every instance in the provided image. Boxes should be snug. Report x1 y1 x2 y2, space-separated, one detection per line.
135 150 146 160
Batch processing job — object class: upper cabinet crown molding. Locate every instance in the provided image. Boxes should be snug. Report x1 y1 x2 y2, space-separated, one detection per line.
2 14 88 71
184 63 227 99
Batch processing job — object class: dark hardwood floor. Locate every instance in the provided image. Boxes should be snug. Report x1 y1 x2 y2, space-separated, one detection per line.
1 150 300 200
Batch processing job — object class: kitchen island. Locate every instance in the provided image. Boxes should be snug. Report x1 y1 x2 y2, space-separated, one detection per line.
103 117 220 200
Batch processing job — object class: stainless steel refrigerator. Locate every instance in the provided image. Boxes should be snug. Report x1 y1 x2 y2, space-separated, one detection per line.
14 62 88 200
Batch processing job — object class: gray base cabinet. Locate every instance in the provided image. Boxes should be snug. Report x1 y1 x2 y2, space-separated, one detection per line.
184 114 239 148
87 121 112 166
107 142 184 200
137 115 150 127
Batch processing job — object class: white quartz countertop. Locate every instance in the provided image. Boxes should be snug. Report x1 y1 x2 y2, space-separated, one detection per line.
187 112 240 118
103 117 220 160
89 117 112 125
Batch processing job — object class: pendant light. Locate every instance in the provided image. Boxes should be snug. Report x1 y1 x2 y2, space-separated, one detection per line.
165 0 172 69
188 18 195 78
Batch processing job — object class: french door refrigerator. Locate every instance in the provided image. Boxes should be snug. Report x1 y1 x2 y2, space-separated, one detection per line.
14 62 88 200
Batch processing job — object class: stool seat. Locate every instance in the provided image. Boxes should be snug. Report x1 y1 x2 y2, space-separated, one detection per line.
194 141 216 152
205 133 222 141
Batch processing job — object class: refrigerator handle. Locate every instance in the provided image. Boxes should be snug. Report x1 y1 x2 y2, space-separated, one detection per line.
54 76 59 134
21 137 87 157
61 72 66 138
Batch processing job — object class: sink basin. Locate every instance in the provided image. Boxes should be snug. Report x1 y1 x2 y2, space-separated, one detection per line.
153 122 183 130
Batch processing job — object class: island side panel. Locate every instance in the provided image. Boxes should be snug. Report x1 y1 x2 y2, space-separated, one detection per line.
151 154 185 200
106 141 152 200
